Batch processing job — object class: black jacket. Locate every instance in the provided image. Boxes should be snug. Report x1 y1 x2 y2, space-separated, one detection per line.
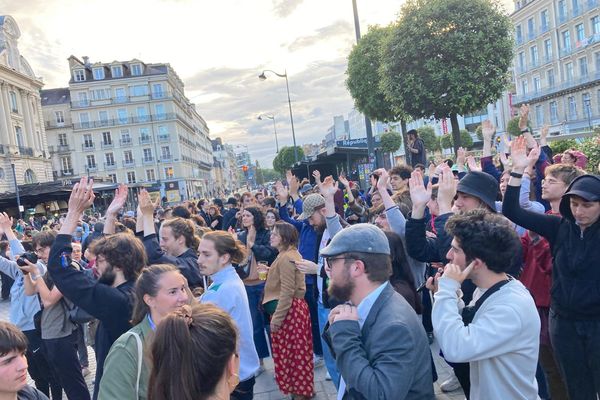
47 234 135 400
222 207 239 231
143 233 204 288
405 213 453 263
503 184 600 320
237 228 278 265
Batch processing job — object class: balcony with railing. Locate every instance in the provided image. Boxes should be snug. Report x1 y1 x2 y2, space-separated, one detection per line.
72 113 178 130
101 141 114 149
140 135 152 144
82 143 95 151
86 164 97 172
120 138 133 146
104 162 117 170
60 169 74 177
48 144 72 154
18 147 33 157
123 159 135 167
142 157 155 164
70 91 173 109
160 155 172 162
513 71 600 104
158 134 170 142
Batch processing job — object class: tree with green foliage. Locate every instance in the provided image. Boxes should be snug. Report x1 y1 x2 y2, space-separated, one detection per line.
380 131 403 153
260 168 282 182
381 0 514 154
272 146 305 174
507 116 533 136
417 126 441 152
255 161 265 185
346 25 412 161
549 139 578 155
440 130 473 150
578 137 600 173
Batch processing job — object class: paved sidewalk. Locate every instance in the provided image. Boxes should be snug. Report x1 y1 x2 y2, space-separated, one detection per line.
0 296 464 399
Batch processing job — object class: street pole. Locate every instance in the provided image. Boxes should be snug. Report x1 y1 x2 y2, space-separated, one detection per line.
11 163 22 219
352 0 378 169
272 116 280 153
284 70 299 163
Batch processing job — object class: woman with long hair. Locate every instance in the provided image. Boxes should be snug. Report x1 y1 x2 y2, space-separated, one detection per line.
236 206 277 368
384 231 422 314
148 303 240 400
264 209 280 232
98 264 191 400
197 231 260 399
262 221 313 399
208 205 223 231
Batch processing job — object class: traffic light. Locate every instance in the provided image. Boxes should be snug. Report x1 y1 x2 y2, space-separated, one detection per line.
242 165 248 172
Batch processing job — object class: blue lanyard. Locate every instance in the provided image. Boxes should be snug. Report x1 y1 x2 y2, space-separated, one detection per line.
147 314 156 331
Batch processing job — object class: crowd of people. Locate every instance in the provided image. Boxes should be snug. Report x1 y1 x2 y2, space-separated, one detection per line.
0 104 599 400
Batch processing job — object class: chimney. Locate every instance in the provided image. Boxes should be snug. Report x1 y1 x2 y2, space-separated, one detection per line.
82 56 90 67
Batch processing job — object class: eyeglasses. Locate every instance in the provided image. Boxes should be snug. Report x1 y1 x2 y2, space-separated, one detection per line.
541 179 564 186
34 248 45 254
325 257 354 266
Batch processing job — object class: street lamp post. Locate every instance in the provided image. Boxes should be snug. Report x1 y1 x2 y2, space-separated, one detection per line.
258 69 298 163
584 98 592 130
10 162 22 220
351 0 378 168
258 114 280 153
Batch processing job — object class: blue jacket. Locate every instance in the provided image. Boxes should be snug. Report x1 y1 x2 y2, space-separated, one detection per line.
278 203 317 285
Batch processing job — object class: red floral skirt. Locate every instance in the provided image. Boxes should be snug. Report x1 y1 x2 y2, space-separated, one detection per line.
271 298 314 396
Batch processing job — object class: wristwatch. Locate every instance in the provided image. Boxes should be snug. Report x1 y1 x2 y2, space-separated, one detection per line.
510 172 524 179
520 128 530 133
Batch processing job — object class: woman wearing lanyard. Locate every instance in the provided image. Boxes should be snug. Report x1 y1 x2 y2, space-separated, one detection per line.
98 264 191 400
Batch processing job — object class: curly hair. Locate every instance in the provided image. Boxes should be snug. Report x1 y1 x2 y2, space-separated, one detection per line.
162 218 200 250
445 210 521 274
90 233 147 281
243 206 265 231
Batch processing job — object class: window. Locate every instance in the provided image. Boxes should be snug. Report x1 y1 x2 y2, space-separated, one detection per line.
155 104 165 120
161 146 171 160
568 96 577 119
102 131 112 145
558 0 567 21
55 111 64 124
541 10 549 31
83 134 93 148
127 171 136 183
516 25 523 44
152 84 164 98
583 93 591 119
575 24 585 42
562 30 571 52
143 148 153 161
79 113 90 129
9 91 18 113
121 129 131 144
99 110 109 126
131 85 148 97
565 62 574 81
105 153 115 166
78 92 89 107
91 89 110 101
534 76 541 93
580 57 588 77
530 46 539 66
593 16 600 35
535 105 544 125
86 155 96 168
108 174 117 183
596 52 600 73
544 39 553 61
136 106 148 122
130 64 142 76
518 52 525 70
521 79 529 95
124 150 134 163
550 101 559 123
93 67 105 80
597 89 600 113
58 133 68 146
117 108 128 124
111 65 123 78
164 167 174 179
15 126 23 147
146 169 156 181
572 0 580 15
140 127 151 142
527 18 535 39
74 69 86 82
24 170 36 184
114 87 126 103
60 156 72 172
547 69 555 87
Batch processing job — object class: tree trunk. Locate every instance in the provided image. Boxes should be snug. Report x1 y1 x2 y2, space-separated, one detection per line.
450 113 461 154
401 120 411 163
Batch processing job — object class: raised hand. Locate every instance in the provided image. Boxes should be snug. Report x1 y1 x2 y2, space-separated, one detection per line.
510 136 528 172
312 170 322 185
527 144 541 167
68 177 95 215
466 155 482 172
320 176 338 198
0 212 13 234
289 174 300 196
436 166 457 213
105 184 128 217
518 104 530 130
456 147 466 168
443 261 475 284
338 173 350 188
375 168 389 193
499 152 510 170
481 120 495 141
408 170 432 209
274 181 289 203
138 189 156 216
428 161 437 177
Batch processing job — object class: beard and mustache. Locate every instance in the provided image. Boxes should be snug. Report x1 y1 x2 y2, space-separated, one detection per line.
98 264 117 286
327 268 355 303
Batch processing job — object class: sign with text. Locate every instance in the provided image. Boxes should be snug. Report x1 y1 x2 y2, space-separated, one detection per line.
336 136 381 148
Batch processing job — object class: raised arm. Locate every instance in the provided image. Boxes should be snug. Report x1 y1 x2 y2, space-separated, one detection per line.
103 184 128 235
321 176 343 238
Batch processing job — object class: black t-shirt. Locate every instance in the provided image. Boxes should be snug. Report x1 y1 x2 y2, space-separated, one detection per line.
18 385 49 400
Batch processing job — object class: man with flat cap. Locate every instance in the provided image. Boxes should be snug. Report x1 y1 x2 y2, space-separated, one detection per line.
322 223 434 400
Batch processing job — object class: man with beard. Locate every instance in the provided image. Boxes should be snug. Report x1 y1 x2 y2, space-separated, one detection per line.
46 178 146 400
321 223 434 400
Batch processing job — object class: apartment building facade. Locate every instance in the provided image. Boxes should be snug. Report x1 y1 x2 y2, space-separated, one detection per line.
512 0 600 135
42 56 213 200
0 15 52 194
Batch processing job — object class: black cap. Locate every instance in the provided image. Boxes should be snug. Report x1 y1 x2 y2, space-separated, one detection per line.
559 175 600 219
456 171 499 212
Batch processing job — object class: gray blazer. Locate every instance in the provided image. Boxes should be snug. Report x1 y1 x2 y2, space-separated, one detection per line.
325 284 434 400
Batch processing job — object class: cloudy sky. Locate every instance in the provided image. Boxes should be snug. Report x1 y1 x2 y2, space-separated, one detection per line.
2 0 513 169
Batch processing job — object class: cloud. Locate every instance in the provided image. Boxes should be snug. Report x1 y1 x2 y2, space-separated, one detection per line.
286 20 354 52
272 0 304 18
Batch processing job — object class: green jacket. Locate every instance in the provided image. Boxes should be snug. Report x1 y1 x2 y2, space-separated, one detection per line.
98 316 152 400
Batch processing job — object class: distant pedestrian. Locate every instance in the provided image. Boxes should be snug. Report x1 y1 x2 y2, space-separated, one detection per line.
408 129 427 168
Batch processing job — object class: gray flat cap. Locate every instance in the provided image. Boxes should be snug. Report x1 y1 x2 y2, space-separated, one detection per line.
320 223 390 257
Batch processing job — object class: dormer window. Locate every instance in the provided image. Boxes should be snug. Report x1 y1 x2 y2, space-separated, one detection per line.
74 69 86 82
93 67 105 80
111 65 123 78
131 64 143 76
